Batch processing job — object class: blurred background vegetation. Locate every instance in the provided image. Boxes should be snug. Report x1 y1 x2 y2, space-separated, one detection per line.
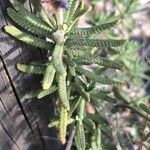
76 0 150 149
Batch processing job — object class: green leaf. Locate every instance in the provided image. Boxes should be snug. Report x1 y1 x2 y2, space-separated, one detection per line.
42 64 56 90
69 96 81 117
5 26 54 49
21 86 57 100
58 75 70 110
71 83 90 101
87 113 108 125
7 8 52 38
78 98 86 120
30 61 47 67
75 120 86 150
88 126 102 150
90 88 111 95
37 86 57 99
58 106 68 144
76 67 123 86
52 44 66 75
72 50 124 69
30 0 55 28
95 126 102 149
89 133 98 150
17 63 45 74
66 0 78 25
72 7 88 21
87 126 102 150
83 117 96 131
48 118 74 128
69 20 118 36
21 91 38 100
72 0 87 19
68 65 76 76
10 0 55 29
66 38 125 48
91 93 118 103
139 103 150 114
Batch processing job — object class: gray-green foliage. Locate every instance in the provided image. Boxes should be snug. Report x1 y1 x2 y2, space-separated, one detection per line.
4 0 149 149
89 0 150 149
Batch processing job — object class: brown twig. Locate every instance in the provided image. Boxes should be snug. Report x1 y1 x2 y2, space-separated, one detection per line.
65 126 76 150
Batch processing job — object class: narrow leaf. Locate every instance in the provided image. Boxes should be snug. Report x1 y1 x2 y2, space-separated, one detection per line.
7 8 52 38
69 20 118 36
17 63 45 74
5 26 54 49
66 38 125 48
58 75 70 110
58 106 68 144
76 67 123 86
52 44 66 75
75 120 86 150
72 50 124 69
42 64 56 90
139 103 150 114
37 86 57 99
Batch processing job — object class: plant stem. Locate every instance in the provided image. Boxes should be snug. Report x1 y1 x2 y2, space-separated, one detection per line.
56 8 64 29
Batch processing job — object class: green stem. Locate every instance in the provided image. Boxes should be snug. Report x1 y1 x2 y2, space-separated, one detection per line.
55 8 64 30
52 44 66 75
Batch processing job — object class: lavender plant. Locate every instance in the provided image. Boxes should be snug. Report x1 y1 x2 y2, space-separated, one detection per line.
5 0 150 149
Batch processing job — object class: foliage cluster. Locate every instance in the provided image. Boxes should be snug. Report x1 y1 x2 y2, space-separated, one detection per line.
4 0 150 149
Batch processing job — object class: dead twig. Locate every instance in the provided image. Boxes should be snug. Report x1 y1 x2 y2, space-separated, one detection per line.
65 126 76 150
